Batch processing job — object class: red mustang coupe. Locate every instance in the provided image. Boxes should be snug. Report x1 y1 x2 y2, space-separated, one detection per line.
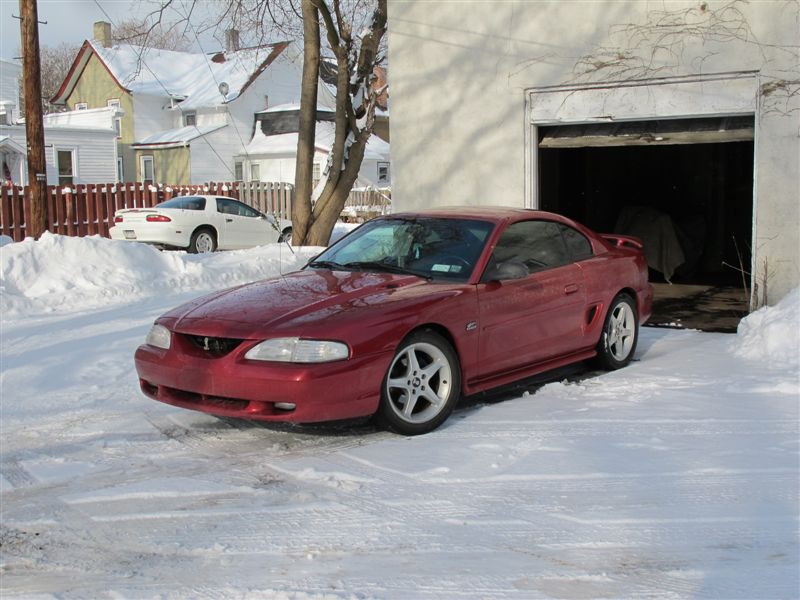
135 207 652 435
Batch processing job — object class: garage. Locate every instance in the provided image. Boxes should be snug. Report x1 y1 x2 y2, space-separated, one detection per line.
536 116 755 332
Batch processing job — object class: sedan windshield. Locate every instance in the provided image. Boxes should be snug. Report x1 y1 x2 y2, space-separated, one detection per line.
309 217 495 281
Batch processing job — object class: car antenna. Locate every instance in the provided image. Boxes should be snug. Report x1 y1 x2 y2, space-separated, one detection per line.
267 212 294 278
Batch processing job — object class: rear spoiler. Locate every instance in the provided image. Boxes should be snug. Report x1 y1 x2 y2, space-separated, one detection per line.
600 234 644 250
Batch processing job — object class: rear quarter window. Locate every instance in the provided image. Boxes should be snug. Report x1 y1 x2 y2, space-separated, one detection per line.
158 197 206 210
559 224 594 261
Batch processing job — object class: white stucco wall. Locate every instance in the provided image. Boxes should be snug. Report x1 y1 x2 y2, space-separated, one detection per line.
189 125 246 184
387 0 800 303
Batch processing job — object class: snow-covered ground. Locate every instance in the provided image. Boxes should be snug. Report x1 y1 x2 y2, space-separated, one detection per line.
1 234 798 599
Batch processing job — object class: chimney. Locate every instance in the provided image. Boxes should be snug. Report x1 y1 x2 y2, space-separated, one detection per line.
94 21 112 48
225 29 240 52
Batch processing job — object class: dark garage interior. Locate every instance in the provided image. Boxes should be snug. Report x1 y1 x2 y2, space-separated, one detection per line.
538 118 754 332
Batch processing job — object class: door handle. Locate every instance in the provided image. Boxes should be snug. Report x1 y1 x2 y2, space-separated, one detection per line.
564 284 579 295
225 218 233 223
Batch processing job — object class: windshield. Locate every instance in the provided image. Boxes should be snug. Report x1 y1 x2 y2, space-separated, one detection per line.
309 216 495 281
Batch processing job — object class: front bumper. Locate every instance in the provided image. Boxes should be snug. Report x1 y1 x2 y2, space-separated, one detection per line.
134 340 392 423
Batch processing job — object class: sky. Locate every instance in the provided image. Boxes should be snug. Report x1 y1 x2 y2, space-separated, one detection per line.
1 232 798 597
0 0 225 60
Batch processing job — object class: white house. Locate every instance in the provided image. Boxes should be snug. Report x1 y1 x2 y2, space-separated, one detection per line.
0 58 117 186
387 0 799 306
50 22 338 186
237 104 391 189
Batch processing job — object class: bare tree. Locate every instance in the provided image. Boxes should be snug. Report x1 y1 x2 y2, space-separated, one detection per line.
208 0 387 245
112 17 192 51
293 0 387 246
126 0 387 245
37 42 79 113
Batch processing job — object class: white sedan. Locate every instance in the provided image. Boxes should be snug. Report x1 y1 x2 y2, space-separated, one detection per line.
109 195 293 253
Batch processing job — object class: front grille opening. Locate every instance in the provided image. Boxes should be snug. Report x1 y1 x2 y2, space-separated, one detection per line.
152 384 286 417
184 335 243 357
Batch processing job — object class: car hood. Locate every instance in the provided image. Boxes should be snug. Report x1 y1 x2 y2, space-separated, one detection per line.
160 269 434 339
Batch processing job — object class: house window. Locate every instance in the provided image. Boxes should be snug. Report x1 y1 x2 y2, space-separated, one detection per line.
141 155 154 184
234 161 243 181
57 149 75 187
313 163 321 187
250 162 260 181
117 157 124 182
106 99 122 137
75 102 88 110
184 112 197 127
377 161 390 184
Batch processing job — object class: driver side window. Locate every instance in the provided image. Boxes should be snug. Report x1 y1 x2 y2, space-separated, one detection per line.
493 220 571 274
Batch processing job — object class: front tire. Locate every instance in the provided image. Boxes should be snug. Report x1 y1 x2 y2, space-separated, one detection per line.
595 293 638 370
278 227 293 244
376 330 461 436
189 228 217 254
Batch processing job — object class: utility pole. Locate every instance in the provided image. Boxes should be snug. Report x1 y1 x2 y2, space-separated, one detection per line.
19 0 47 238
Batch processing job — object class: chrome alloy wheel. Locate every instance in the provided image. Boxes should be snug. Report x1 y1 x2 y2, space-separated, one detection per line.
607 300 636 362
194 231 215 253
385 342 454 425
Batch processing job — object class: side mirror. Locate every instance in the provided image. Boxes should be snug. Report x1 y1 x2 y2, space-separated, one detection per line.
483 260 529 282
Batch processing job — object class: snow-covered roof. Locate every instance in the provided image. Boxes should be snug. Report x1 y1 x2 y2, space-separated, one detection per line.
244 120 389 160
132 124 227 148
0 135 26 154
43 106 118 130
257 103 335 115
52 40 290 109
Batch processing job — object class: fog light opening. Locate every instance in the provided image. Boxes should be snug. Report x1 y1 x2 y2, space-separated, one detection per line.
274 402 296 412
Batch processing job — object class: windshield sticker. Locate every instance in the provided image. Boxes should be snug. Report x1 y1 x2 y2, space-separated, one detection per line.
431 264 463 273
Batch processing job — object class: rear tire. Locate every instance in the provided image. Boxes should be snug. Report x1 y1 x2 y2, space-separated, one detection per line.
278 227 293 244
376 330 461 436
595 293 638 370
189 228 217 254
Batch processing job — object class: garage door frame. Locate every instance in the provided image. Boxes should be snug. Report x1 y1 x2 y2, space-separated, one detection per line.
524 71 760 302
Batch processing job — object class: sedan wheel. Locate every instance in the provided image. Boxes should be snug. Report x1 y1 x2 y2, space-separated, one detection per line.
189 228 217 254
596 293 638 370
377 330 461 435
279 228 293 244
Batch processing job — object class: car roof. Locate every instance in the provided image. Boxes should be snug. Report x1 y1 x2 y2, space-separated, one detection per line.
388 206 568 225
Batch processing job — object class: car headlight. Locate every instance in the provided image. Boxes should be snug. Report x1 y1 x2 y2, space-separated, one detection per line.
145 324 171 350
244 337 349 363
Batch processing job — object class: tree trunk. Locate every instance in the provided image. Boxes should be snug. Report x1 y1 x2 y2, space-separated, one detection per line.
292 0 321 246
292 0 387 247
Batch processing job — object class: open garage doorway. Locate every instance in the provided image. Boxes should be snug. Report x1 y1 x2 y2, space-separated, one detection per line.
537 117 754 332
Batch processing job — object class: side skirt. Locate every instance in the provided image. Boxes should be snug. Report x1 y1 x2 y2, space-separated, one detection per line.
464 348 597 396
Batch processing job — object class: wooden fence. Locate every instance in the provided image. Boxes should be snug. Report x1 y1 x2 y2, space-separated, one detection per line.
0 181 391 242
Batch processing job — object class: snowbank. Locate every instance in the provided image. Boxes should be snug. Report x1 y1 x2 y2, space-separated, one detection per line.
0 232 321 317
733 287 800 368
